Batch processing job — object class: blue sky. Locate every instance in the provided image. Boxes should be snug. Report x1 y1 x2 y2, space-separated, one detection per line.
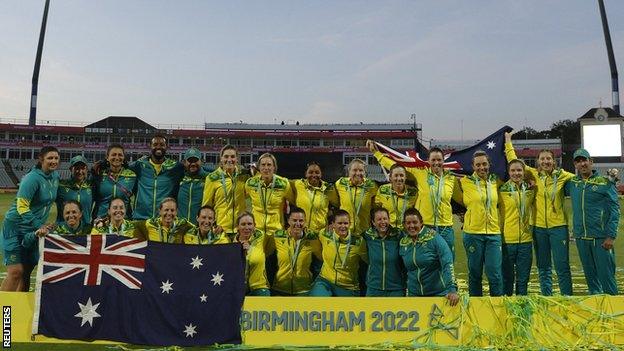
1 1 623 139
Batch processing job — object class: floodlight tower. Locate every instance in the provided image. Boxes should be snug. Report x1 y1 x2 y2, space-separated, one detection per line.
29 0 51 126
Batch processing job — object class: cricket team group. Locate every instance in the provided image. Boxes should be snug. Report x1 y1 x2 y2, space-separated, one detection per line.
0 131 620 302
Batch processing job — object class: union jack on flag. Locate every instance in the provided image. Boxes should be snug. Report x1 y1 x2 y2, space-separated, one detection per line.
41 234 147 289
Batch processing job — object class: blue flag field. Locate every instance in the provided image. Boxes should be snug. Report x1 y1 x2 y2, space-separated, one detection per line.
32 234 246 346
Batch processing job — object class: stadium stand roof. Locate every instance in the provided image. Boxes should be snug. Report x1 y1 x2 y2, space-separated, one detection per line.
85 116 157 131
202 122 417 132
578 107 623 120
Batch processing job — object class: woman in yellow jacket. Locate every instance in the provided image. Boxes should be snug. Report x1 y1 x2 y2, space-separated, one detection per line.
202 145 250 240
134 197 195 243
498 159 536 296
458 150 504 296
235 211 271 296
91 197 139 237
184 206 230 245
368 141 460 257
374 164 417 230
245 153 295 236
293 162 338 233
309 209 368 296
504 132 573 296
334 159 378 236
266 207 322 296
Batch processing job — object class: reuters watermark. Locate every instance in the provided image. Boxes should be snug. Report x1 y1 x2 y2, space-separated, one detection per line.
2 306 10 349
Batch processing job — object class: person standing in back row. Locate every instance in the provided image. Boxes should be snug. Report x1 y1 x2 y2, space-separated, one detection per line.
566 148 619 295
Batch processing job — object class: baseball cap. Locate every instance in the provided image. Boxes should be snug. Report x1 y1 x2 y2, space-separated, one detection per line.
573 148 591 160
184 148 202 161
69 155 88 167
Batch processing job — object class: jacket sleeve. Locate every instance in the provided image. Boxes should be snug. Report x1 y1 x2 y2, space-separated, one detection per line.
435 236 457 293
21 232 38 249
15 173 40 229
202 176 216 207
605 183 620 238
505 141 538 176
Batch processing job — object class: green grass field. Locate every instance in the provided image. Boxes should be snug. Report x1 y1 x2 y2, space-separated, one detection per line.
1 192 623 295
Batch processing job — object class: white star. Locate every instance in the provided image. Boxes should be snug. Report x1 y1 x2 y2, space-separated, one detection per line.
211 271 224 286
183 323 197 337
199 294 208 302
74 298 101 327
190 255 203 269
486 140 496 149
160 280 173 294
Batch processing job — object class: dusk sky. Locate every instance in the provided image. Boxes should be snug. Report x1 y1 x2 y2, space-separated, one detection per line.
1 1 623 139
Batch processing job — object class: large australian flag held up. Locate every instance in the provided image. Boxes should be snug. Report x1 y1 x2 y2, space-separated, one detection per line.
32 234 245 346
443 125 513 179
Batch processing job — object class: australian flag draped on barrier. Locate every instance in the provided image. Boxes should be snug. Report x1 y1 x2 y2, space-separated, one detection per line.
375 125 513 179
32 234 246 346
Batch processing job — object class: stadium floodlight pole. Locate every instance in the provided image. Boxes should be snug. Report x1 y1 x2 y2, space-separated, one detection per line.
29 0 51 126
597 0 620 115
410 113 417 148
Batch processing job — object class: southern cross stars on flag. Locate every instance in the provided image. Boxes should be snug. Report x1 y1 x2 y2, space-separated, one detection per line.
34 234 246 346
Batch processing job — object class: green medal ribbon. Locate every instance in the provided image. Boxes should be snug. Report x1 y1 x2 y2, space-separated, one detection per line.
346 181 368 230
333 231 352 269
428 171 445 226
257 175 276 215
391 189 409 228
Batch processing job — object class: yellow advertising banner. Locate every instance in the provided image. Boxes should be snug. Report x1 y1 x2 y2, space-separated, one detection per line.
2 292 624 348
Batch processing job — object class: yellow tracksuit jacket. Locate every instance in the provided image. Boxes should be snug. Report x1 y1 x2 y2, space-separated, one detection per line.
267 229 322 295
202 166 249 233
317 229 368 290
374 151 460 227
374 183 417 229
498 180 536 243
293 179 338 233
505 142 574 228
245 174 295 235
334 177 378 235
235 229 269 291
459 173 503 234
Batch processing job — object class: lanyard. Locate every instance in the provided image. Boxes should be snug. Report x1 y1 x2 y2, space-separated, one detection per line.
541 171 559 213
346 182 367 227
474 176 493 213
108 221 126 235
428 171 445 226
510 182 527 220
333 232 352 268
391 190 409 228
158 220 177 243
107 171 133 198
288 233 303 269
257 175 276 214
220 169 237 204
305 187 317 228
199 230 215 245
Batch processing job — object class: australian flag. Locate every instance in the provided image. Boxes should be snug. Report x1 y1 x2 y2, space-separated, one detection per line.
32 234 245 346
375 125 512 179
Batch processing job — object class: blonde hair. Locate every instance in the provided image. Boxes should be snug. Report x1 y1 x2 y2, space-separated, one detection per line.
258 153 278 171
347 158 367 175
159 197 177 210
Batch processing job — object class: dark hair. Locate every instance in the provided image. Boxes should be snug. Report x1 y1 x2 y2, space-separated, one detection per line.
403 207 423 223
150 134 168 146
62 199 82 213
306 161 321 170
429 147 444 157
107 143 125 155
36 146 59 169
108 196 126 210
333 209 351 223
288 206 306 220
326 212 335 226
196 205 215 218
389 163 406 176
370 207 389 224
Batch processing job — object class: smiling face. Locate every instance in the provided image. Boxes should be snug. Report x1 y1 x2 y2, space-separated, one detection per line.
150 137 168 161
108 198 126 223
237 215 255 240
333 214 350 238
574 157 593 179
220 148 238 173
258 156 276 179
159 200 177 227
63 203 82 229
372 210 389 234
40 151 60 173
404 214 423 237
389 167 406 191
509 162 524 184
197 207 215 234
287 211 305 237
348 162 366 185
428 151 444 175
472 155 490 179
537 150 555 174
305 164 322 187
107 147 125 170
71 163 88 183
